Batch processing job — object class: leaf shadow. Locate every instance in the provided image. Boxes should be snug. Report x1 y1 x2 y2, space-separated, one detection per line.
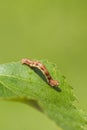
5 97 44 113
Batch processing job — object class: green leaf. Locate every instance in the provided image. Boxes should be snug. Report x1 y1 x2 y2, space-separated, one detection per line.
0 60 86 130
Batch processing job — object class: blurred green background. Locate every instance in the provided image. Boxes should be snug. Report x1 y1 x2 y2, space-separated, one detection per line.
0 0 87 130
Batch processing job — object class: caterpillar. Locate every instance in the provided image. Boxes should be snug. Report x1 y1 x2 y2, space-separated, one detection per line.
21 58 59 87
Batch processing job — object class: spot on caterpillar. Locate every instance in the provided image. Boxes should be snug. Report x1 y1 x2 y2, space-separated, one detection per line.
21 58 60 88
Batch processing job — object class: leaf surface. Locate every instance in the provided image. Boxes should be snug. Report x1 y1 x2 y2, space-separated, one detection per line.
0 60 86 130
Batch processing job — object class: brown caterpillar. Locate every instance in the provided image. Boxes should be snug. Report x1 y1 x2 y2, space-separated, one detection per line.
21 58 59 87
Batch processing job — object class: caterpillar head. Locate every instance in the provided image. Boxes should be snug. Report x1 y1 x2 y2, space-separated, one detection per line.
49 79 59 87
